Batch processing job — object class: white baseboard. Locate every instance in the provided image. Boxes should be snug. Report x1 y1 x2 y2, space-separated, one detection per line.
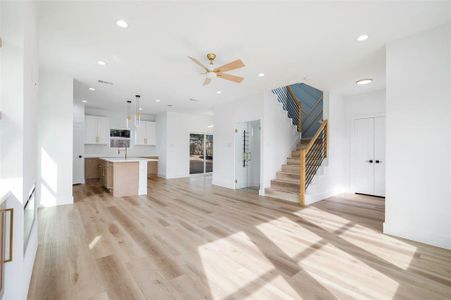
305 190 336 205
383 221 451 250
212 177 235 189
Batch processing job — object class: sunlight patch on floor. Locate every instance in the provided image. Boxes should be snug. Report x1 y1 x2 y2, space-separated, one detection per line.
256 216 323 258
300 242 400 299
197 231 283 300
89 235 102 250
338 225 417 270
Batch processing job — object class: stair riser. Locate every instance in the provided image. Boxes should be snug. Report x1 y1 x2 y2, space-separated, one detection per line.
281 165 300 173
265 188 299 203
277 172 300 181
271 181 300 193
287 158 300 165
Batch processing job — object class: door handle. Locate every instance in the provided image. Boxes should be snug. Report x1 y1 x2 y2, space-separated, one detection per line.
367 160 373 163
375 160 383 164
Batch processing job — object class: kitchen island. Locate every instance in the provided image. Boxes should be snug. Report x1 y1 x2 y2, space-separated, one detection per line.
98 157 158 197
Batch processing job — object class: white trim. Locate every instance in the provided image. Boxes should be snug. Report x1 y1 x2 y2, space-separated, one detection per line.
383 221 451 250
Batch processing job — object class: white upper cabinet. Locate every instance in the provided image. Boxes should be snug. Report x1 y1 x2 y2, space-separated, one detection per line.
85 115 109 144
135 121 156 146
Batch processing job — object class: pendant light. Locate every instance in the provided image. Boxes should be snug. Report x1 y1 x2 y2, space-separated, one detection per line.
135 95 141 127
126 100 132 129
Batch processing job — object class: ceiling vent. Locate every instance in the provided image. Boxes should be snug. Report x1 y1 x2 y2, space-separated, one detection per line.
98 79 114 85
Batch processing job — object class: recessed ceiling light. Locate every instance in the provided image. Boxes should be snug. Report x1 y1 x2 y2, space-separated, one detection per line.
116 20 128 28
216 90 221 94
155 99 161 103
138 107 143 111
97 60 106 66
207 124 214 128
82 100 87 103
258 73 265 77
356 79 373 85
89 87 95 91
357 34 369 41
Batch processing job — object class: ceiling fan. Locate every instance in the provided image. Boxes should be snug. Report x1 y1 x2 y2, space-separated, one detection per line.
188 53 245 86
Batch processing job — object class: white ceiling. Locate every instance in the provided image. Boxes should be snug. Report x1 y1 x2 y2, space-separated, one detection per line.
38 1 451 114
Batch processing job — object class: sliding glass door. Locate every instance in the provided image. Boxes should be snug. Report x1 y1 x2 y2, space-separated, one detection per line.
190 134 213 174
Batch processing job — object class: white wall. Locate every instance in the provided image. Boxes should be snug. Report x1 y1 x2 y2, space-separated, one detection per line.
164 112 213 178
306 89 385 204
38 70 74 207
261 92 299 191
73 100 85 184
84 107 157 158
213 93 264 189
213 92 299 192
0 1 39 299
343 89 386 191
385 24 451 249
155 112 167 177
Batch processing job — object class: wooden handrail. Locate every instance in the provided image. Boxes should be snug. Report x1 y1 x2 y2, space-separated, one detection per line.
287 86 302 132
299 120 328 207
305 120 328 154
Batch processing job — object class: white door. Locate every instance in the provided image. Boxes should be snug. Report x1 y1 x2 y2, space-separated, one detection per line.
374 117 385 196
235 122 248 189
73 120 85 184
351 116 385 197
351 118 374 195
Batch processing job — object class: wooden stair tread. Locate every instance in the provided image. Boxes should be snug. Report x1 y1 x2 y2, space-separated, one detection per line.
272 178 300 185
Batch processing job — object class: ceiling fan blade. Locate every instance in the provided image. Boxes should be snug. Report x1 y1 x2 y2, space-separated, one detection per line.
203 77 212 86
216 72 244 83
214 59 245 73
188 56 209 72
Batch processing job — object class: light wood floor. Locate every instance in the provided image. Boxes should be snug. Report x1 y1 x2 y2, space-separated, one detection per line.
28 176 451 300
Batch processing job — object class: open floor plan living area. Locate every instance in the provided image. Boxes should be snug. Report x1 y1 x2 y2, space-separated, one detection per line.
0 1 450 299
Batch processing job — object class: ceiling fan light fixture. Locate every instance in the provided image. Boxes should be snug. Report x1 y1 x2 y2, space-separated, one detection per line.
206 72 216 79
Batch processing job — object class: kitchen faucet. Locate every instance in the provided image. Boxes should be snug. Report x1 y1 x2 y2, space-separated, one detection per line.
118 147 128 159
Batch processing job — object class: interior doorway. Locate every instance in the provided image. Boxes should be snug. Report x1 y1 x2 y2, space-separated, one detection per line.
235 120 261 191
189 133 213 175
351 116 385 197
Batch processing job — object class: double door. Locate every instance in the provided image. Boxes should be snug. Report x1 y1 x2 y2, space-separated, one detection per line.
351 116 385 197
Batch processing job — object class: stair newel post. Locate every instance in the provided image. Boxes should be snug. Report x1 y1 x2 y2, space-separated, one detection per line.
299 148 306 207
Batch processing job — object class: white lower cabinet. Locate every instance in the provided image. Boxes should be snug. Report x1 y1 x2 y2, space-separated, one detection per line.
85 115 109 144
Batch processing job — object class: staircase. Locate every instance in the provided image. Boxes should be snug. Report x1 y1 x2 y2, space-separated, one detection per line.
265 83 328 206
265 138 310 202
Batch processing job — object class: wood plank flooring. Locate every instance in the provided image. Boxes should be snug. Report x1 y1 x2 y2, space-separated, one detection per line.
28 176 451 299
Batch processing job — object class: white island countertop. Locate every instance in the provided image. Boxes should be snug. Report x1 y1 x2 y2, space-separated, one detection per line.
99 157 159 163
